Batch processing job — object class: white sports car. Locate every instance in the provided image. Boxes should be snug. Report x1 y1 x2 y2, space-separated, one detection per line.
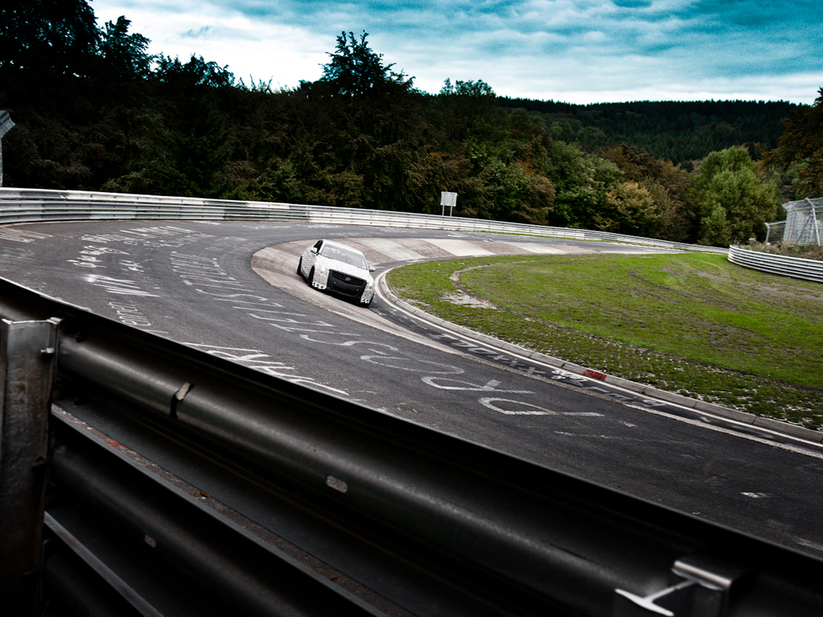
297 239 376 307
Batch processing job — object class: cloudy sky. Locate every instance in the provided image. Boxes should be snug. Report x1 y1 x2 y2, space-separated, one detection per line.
90 0 822 104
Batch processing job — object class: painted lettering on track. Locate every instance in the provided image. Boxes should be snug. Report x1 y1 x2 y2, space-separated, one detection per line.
87 274 159 297
108 301 153 328
361 352 465 375
186 344 348 397
66 232 617 423
170 252 248 290
0 246 37 268
479 397 603 416
176 255 537 413
167 257 351 396
0 228 51 243
71 230 220 319
184 262 590 420
422 377 533 393
81 226 214 248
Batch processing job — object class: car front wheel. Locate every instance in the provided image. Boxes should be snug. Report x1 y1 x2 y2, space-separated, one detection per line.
297 257 303 277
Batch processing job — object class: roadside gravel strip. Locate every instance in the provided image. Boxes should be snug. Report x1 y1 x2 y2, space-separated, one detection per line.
252 238 823 447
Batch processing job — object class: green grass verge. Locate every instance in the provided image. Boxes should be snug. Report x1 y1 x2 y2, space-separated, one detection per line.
387 252 823 430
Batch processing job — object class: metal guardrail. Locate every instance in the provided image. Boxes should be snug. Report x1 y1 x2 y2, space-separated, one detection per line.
729 246 823 283
2 279 823 617
15 186 823 287
0 187 727 254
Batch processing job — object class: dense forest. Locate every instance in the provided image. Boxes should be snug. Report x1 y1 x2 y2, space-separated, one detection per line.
501 98 794 166
1 0 821 246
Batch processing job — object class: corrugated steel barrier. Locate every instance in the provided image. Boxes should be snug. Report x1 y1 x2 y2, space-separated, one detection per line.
729 245 823 283
0 187 727 254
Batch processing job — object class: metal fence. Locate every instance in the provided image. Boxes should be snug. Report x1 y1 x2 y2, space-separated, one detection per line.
2 279 823 617
0 187 727 254
785 198 822 245
766 197 822 246
765 220 785 244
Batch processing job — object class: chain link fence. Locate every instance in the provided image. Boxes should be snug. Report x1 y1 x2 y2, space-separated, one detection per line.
767 197 822 245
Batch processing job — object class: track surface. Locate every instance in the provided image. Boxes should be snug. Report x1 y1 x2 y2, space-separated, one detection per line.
2 220 822 557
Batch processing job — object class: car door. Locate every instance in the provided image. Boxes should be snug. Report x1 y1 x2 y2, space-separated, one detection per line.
302 239 323 277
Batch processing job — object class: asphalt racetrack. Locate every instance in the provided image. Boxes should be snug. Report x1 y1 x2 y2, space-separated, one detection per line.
2 219 822 558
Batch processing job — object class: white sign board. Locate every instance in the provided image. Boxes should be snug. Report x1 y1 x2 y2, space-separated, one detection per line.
440 191 457 216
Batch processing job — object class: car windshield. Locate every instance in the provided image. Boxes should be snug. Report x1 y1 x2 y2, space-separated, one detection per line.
322 245 368 269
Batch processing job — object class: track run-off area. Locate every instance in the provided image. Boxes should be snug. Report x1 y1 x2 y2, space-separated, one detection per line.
2 219 822 558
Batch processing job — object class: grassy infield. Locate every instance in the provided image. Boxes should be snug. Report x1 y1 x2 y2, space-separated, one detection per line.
387 250 823 430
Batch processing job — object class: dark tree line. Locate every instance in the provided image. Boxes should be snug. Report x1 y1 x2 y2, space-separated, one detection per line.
1 0 817 246
764 87 823 198
499 98 795 166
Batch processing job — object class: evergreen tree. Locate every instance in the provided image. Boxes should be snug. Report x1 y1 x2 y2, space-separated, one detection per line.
601 145 697 241
320 31 413 98
0 0 99 77
764 87 823 198
544 140 621 229
692 147 779 246
98 16 152 81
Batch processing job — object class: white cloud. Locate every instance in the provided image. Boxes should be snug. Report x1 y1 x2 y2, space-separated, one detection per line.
89 0 823 103
93 0 330 87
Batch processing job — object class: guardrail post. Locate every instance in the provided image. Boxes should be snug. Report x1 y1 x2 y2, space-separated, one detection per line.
0 318 59 616
0 111 13 187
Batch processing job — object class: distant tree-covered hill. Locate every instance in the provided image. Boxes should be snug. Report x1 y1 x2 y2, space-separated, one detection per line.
498 98 795 165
